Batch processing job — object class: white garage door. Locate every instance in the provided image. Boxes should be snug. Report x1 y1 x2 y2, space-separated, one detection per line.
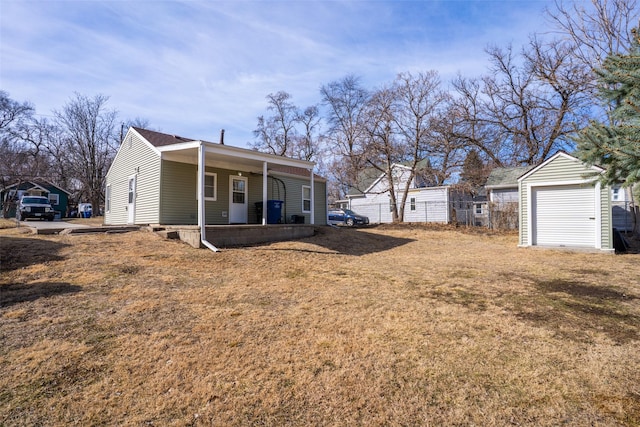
533 184 596 247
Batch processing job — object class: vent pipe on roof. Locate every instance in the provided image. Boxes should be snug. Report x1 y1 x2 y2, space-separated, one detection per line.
219 129 225 145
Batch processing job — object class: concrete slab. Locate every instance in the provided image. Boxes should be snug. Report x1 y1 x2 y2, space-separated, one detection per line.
19 219 91 234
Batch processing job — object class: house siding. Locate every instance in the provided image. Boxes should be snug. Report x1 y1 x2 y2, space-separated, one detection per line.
158 163 327 225
105 131 161 225
159 160 198 224
262 172 327 225
519 154 612 250
350 186 451 224
490 188 518 204
404 187 450 223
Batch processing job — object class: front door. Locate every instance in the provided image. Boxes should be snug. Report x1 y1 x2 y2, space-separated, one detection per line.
127 175 136 224
229 176 248 224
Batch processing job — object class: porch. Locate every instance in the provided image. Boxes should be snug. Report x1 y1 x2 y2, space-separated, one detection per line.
152 223 317 249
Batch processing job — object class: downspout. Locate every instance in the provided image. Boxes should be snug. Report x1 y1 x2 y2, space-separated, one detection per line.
198 141 220 252
262 161 268 225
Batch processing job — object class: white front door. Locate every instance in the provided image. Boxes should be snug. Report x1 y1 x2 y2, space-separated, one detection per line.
127 175 136 224
229 176 248 224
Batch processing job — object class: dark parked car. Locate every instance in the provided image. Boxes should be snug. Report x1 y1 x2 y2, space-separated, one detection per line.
17 196 55 221
328 208 369 227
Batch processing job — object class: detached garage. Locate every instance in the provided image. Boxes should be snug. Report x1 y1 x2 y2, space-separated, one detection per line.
518 152 613 253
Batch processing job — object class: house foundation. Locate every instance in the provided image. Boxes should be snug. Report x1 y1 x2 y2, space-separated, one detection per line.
157 224 316 249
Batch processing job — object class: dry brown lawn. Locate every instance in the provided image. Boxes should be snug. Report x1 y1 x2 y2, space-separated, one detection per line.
1 224 639 426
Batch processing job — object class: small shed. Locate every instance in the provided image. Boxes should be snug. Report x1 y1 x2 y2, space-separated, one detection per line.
518 152 613 252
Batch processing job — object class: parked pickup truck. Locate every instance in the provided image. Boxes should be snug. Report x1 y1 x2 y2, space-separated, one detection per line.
17 196 55 221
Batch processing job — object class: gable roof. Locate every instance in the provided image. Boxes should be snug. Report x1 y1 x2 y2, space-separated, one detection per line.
485 166 531 189
346 167 385 196
1 179 71 195
518 151 605 182
133 127 196 147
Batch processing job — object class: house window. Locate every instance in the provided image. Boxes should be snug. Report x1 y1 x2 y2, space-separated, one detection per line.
410 197 416 211
612 187 620 201
106 185 111 213
205 173 217 200
48 193 59 206
197 173 217 201
302 185 311 212
475 203 482 214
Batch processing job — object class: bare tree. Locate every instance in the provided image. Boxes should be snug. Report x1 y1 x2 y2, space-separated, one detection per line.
0 92 38 217
355 72 451 222
252 91 299 157
54 93 118 215
321 75 370 196
546 0 639 69
391 71 450 220
451 39 590 167
290 105 323 163
362 85 403 221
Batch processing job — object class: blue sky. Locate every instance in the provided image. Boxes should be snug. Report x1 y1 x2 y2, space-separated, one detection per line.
1 0 554 147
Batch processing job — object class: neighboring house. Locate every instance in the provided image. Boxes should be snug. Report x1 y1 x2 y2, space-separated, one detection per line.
485 166 531 205
339 163 469 224
518 151 614 252
484 166 531 230
610 184 636 232
1 180 71 219
104 127 326 228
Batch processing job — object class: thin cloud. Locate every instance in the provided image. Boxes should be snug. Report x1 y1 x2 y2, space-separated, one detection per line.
1 0 554 146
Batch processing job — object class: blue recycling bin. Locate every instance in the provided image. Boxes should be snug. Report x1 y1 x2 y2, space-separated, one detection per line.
267 200 283 224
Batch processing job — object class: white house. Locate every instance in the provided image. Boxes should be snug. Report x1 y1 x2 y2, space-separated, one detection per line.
339 163 468 224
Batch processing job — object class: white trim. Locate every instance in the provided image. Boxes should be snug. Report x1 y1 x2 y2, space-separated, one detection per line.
158 140 314 169
525 179 601 248
302 185 311 213
106 128 162 181
196 172 217 201
130 127 162 155
229 175 248 224
198 142 220 252
48 193 60 205
262 162 268 225
127 174 137 225
310 169 315 224
362 163 412 194
518 151 605 182
595 181 602 249
105 184 111 213
269 170 327 182
485 184 518 190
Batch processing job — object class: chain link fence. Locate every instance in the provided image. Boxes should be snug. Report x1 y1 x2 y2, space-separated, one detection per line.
348 201 520 229
348 200 637 232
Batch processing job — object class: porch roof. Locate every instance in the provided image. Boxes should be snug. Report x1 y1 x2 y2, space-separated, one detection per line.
133 127 314 174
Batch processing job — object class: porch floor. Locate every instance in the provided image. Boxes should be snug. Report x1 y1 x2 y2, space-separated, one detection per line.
152 224 317 249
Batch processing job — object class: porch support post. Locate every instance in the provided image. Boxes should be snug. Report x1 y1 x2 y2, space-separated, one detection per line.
310 167 315 225
198 142 219 252
198 143 205 231
262 161 268 225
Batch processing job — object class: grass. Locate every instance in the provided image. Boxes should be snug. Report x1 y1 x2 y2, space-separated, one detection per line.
1 224 639 426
